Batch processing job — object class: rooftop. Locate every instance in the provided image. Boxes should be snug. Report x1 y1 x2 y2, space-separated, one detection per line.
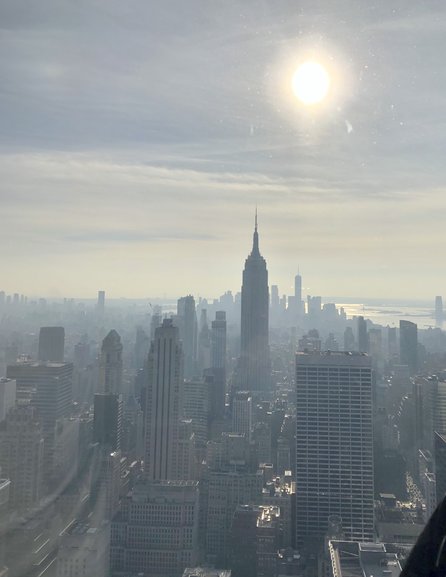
183 568 231 577
330 541 401 577
257 505 280 528
296 351 371 367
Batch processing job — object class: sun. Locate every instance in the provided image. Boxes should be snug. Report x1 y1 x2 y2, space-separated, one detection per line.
292 61 331 105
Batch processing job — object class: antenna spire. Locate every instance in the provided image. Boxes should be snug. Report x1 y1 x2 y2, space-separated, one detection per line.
251 208 260 256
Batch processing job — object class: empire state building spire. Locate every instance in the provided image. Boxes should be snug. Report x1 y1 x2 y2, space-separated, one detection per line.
251 209 260 257
236 213 271 395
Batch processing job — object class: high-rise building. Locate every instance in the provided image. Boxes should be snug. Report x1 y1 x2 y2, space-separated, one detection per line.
238 215 271 394
38 326 65 362
93 393 123 451
110 480 200 576
230 504 259 577
144 318 183 480
202 431 262 566
90 447 122 522
98 330 123 395
97 290 105 315
388 327 398 359
307 296 322 320
414 376 446 453
295 351 374 547
232 391 253 441
135 326 150 370
211 311 227 372
357 316 368 353
177 419 196 480
183 379 209 445
198 309 211 375
202 468 263 567
177 295 198 380
0 404 44 511
209 311 227 421
150 305 163 339
400 320 418 375
435 296 443 327
0 378 16 422
343 327 355 351
6 360 73 486
294 273 303 317
435 432 446 504
256 506 281 577
271 285 279 309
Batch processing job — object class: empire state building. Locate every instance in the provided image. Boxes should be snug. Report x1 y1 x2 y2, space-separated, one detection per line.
238 215 271 394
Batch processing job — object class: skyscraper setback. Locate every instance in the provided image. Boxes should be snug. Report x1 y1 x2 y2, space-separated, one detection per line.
144 318 183 480
177 295 198 380
238 215 271 394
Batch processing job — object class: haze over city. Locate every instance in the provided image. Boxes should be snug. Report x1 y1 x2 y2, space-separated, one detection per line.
2 0 446 298
4 2 446 576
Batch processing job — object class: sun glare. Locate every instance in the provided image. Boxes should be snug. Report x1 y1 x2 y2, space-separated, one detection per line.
292 61 331 105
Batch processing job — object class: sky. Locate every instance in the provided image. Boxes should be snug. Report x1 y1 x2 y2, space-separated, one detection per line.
1 0 446 300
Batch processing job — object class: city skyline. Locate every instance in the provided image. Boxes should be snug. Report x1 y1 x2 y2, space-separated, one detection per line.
1 1 446 298
2 1 446 574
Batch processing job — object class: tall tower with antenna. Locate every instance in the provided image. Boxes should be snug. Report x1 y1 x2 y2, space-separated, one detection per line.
238 212 271 395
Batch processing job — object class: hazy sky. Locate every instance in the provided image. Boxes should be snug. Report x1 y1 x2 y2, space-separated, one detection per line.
1 0 446 300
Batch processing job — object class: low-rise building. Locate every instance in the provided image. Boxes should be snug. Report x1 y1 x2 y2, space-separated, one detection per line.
57 521 109 577
110 480 199 577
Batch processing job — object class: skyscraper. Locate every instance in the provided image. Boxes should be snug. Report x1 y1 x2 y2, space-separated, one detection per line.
93 392 123 451
238 215 271 394
295 351 374 547
197 309 211 375
98 329 123 395
357 316 368 353
0 404 44 512
7 360 73 487
0 378 16 422
294 272 303 316
400 320 418 375
144 318 183 480
38 326 65 362
232 391 253 441
177 295 198 380
97 290 105 315
0 405 43 510
210 311 227 420
436 296 443 327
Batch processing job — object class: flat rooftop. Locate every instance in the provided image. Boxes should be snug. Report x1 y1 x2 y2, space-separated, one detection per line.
329 541 401 577
296 351 371 367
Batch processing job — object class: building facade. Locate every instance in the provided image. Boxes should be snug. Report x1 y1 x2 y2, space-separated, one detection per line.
110 480 199 577
0 404 44 511
144 319 183 481
238 216 271 394
38 326 65 362
99 330 123 396
400 320 418 375
295 352 374 547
